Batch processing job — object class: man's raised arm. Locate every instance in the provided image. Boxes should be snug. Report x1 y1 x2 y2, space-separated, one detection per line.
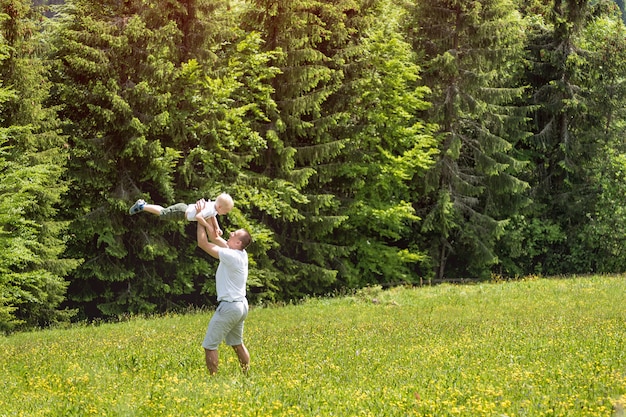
197 222 221 259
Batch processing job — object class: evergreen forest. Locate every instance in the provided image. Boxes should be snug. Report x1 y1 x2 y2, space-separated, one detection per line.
2 0 626 331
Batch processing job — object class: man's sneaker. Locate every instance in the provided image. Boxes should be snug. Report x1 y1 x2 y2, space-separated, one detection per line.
129 199 145 215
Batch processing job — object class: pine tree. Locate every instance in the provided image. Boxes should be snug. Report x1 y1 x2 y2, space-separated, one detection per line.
405 0 530 279
50 0 186 317
50 0 280 316
240 0 434 296
514 0 626 274
517 0 588 275
240 0 359 297
175 32 283 301
321 1 438 287
0 0 78 331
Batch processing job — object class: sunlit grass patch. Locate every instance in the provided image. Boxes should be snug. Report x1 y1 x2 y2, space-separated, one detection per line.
1 276 625 416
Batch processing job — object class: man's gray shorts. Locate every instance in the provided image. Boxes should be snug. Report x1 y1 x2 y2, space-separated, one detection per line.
202 299 249 350
159 203 188 220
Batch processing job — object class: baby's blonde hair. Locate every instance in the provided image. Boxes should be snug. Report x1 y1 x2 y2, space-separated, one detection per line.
215 193 234 212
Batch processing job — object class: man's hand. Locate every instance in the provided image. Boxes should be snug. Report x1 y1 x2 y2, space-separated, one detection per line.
195 198 207 214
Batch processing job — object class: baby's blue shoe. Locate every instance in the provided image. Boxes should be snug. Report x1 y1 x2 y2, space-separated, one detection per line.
129 199 145 215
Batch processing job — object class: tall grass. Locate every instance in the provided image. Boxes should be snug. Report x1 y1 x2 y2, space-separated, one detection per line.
1 276 625 416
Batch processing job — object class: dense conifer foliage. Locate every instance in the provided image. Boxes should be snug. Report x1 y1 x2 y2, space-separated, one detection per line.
0 0 78 331
1 0 626 328
405 0 531 280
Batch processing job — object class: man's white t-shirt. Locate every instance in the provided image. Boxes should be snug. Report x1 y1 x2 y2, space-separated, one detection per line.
215 247 248 302
185 200 217 221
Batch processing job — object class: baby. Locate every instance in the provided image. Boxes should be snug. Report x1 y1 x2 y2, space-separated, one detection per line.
129 193 233 236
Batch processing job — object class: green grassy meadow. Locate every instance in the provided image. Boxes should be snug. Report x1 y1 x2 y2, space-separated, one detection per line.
2 276 626 416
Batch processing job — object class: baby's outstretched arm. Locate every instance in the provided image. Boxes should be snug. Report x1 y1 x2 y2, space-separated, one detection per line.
209 216 223 236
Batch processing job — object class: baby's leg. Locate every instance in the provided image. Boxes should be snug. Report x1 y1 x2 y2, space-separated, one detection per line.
142 204 165 216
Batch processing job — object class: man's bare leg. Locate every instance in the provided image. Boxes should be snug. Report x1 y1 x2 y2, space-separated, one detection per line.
204 348 219 375
232 344 250 374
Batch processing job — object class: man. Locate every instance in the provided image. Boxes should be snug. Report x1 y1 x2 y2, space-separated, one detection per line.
195 199 252 375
